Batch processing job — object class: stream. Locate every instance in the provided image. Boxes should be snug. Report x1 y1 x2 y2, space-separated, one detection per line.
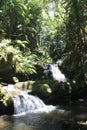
1 100 87 130
0 64 87 130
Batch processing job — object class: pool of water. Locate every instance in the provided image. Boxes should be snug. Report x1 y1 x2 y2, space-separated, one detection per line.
1 100 87 130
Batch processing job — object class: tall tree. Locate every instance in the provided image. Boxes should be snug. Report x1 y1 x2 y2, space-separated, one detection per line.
63 0 87 84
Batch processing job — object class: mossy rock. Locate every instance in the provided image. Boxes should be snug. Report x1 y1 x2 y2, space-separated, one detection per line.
14 80 59 93
0 40 21 83
0 86 14 115
0 43 16 72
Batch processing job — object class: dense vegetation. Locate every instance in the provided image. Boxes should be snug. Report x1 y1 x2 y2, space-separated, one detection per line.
0 0 87 88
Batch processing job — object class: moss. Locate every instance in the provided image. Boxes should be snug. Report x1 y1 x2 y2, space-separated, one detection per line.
0 86 12 106
14 80 59 93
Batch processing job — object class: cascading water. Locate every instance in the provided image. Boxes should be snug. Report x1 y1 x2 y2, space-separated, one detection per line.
44 64 67 82
13 93 46 114
50 64 67 82
3 85 56 116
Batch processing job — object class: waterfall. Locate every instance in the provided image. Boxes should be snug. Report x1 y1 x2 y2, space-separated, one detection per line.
44 64 67 82
50 64 67 82
3 85 56 116
12 93 46 114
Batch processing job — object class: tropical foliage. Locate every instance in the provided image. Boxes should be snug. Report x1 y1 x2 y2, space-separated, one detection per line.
0 0 87 86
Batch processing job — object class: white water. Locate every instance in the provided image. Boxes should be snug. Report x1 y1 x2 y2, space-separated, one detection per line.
3 85 56 116
49 64 67 82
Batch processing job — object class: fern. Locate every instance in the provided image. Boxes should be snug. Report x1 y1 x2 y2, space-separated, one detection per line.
19 53 37 75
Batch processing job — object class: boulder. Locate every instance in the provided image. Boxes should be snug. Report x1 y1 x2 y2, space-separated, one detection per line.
0 86 14 115
14 80 71 104
0 40 28 83
0 42 17 83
